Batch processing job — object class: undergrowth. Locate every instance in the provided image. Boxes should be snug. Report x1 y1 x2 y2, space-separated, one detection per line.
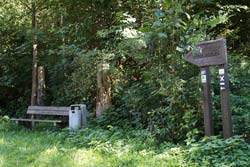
1 122 250 167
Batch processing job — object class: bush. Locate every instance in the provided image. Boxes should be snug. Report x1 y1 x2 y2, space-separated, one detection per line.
0 115 9 124
186 136 250 166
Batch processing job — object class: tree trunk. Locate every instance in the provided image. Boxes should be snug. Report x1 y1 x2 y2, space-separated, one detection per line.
37 66 45 105
31 1 38 106
96 63 112 117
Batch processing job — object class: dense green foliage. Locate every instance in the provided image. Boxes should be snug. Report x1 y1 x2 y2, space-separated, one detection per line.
1 0 250 143
0 124 250 167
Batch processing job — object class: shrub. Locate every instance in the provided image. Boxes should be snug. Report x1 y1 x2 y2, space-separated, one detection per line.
186 136 250 166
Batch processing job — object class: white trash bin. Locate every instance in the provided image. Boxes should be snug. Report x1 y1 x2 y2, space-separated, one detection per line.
69 106 81 130
70 104 88 128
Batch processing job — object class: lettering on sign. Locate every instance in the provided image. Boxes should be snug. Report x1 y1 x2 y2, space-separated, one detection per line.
219 69 225 75
203 50 220 57
219 70 226 90
220 76 224 82
201 70 207 83
184 38 227 67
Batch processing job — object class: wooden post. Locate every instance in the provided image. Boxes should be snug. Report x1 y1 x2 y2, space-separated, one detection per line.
184 39 233 137
201 66 214 136
31 1 38 106
31 42 38 106
96 63 112 117
30 1 38 128
37 66 45 105
219 64 232 138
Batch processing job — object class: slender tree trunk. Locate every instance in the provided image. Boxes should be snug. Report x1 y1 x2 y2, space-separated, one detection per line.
96 63 112 117
60 10 64 43
60 10 65 58
31 1 38 106
30 1 38 128
37 66 45 105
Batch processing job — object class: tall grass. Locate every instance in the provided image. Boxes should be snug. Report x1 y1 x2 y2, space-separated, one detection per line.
0 123 249 167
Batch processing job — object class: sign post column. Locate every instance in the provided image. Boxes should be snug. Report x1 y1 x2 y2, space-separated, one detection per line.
184 38 233 138
201 66 214 136
219 64 232 138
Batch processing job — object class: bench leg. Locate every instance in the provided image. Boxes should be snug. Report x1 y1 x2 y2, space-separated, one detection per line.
31 122 35 128
15 120 19 125
31 115 35 128
53 122 57 127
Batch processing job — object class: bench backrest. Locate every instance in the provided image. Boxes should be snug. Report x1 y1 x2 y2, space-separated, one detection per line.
27 106 70 116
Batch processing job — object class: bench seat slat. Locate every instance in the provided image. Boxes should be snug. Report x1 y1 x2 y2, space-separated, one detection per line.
10 118 63 123
27 110 69 116
28 106 70 111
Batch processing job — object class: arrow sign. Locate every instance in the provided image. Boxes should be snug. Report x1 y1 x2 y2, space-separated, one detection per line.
184 38 227 67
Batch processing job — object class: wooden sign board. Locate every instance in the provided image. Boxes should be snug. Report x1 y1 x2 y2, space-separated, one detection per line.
184 38 227 67
183 38 232 138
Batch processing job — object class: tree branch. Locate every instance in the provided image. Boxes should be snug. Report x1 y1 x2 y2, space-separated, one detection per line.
36 0 47 11
19 0 32 11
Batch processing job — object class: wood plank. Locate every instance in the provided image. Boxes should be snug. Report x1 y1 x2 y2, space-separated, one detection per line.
27 110 69 116
10 118 63 123
28 106 70 111
184 38 227 67
184 54 226 67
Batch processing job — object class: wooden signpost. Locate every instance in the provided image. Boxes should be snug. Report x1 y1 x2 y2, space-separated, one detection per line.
184 38 232 138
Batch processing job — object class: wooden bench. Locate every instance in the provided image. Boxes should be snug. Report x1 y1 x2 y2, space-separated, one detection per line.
11 106 70 127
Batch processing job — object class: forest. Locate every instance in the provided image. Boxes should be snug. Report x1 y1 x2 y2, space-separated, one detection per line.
1 0 250 166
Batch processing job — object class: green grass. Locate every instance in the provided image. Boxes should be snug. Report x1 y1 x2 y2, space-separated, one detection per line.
0 123 250 167
0 124 186 167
